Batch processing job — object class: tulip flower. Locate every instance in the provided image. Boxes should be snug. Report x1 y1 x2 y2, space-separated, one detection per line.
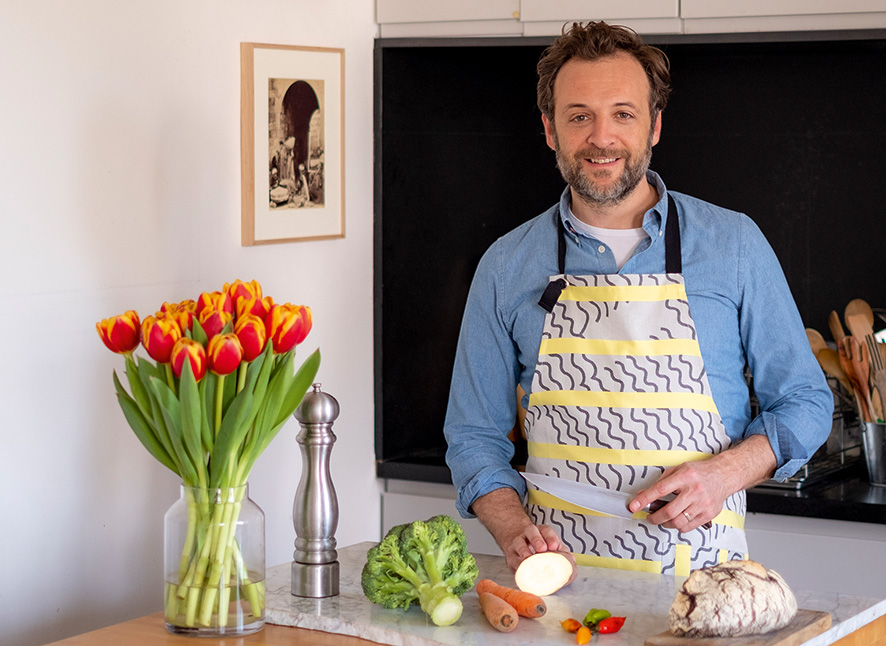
170 337 207 381
235 295 275 321
159 302 195 333
141 315 182 363
198 308 232 341
196 291 233 316
96 310 141 354
234 314 267 362
207 334 243 376
224 279 262 305
266 303 313 353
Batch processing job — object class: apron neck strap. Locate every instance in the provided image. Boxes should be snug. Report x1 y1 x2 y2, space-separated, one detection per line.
555 193 682 275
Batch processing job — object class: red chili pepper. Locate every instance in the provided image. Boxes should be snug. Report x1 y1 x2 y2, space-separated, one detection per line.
597 616 626 634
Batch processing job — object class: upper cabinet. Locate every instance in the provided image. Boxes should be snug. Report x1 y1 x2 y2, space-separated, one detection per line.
377 0 886 37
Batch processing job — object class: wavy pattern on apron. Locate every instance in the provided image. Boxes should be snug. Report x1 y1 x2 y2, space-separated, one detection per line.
525 272 748 576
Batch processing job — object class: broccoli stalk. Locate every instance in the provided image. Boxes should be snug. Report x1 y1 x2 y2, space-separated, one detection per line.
361 515 479 626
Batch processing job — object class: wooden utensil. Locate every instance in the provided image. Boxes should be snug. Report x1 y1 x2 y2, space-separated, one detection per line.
828 310 858 390
845 337 875 422
845 299 885 421
815 347 854 395
805 328 827 356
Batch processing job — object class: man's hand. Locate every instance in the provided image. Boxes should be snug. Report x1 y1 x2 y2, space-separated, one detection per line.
471 487 563 572
628 434 777 531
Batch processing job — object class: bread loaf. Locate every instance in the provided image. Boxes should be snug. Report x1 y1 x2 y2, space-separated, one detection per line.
668 560 797 637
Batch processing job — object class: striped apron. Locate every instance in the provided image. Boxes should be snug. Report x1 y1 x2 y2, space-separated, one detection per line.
525 194 748 577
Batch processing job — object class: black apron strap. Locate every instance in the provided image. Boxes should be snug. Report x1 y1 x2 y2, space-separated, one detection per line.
665 193 682 274
539 194 681 312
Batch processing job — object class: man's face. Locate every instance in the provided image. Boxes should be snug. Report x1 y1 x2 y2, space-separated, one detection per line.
543 54 661 208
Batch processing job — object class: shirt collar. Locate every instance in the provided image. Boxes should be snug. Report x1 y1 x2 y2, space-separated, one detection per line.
558 170 671 238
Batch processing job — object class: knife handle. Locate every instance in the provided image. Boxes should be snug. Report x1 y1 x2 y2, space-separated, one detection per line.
647 499 712 529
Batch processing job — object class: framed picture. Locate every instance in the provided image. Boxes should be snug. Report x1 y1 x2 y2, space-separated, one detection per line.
240 43 345 245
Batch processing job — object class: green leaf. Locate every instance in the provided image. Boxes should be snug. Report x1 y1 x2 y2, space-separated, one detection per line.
123 356 153 420
198 377 214 453
113 371 179 475
208 388 255 488
274 349 321 427
179 360 206 482
150 377 199 486
191 317 208 346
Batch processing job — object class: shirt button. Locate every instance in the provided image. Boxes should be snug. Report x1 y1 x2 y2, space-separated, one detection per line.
659 229 664 236
597 245 606 253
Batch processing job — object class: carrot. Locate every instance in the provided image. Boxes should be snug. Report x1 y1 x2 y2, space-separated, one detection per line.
576 625 592 645
476 578 547 618
478 592 519 632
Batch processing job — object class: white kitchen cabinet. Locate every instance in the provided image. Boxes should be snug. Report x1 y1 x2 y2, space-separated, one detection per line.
681 0 886 19
381 480 886 597
520 0 677 22
377 0 519 23
376 0 886 37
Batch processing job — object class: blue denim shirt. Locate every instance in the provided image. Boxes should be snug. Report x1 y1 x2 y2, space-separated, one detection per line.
444 172 833 519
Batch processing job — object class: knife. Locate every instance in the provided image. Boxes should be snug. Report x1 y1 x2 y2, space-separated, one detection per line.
521 472 711 529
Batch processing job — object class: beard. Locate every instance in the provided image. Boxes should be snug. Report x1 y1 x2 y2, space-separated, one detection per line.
553 127 655 207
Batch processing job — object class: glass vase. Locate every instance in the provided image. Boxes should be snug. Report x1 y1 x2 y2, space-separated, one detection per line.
163 484 265 636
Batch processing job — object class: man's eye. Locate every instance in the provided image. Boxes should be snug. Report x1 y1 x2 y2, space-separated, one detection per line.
571 114 588 122
616 112 634 120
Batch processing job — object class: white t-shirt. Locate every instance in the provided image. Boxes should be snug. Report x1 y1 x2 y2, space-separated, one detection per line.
567 207 649 270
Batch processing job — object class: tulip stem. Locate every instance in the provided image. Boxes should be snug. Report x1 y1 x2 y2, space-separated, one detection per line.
214 375 224 436
165 363 176 393
237 364 247 392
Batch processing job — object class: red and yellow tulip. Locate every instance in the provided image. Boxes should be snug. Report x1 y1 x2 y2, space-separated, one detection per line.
196 291 233 316
225 279 262 305
207 334 243 376
170 337 208 380
235 295 275 321
198 308 232 341
141 315 182 363
96 310 141 354
266 303 313 354
234 314 267 362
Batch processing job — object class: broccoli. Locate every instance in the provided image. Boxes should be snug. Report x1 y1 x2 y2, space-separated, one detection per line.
361 514 479 626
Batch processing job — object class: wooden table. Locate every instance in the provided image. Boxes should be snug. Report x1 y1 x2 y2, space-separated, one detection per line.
43 613 386 646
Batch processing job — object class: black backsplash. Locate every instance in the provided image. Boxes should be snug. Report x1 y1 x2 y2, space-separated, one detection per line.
373 32 886 483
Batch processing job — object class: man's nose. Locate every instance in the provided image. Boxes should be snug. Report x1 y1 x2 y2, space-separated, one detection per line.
585 119 616 148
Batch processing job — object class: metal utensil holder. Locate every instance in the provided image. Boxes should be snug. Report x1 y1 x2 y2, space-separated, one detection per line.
291 383 341 598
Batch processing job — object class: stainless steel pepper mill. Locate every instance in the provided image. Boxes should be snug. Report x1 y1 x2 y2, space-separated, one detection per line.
291 383 340 597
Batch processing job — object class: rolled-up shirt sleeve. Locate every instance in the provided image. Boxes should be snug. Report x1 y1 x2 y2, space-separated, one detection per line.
737 216 833 481
444 243 527 518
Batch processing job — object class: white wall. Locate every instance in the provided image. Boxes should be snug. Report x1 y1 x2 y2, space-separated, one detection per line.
0 2 378 645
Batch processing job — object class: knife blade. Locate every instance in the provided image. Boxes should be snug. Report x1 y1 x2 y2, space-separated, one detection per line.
521 472 711 529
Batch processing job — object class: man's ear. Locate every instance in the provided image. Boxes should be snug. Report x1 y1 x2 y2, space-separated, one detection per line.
652 110 662 147
542 114 556 151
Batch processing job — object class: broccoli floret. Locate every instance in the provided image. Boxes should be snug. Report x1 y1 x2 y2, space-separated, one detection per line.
361 514 479 626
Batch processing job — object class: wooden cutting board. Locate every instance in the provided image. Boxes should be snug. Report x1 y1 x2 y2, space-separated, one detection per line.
645 609 831 646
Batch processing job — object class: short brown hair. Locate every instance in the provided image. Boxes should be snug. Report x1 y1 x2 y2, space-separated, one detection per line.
537 21 671 121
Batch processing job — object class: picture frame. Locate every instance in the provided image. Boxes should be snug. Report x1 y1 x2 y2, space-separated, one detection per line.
240 43 345 245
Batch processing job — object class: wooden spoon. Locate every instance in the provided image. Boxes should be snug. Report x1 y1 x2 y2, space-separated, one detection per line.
828 311 860 395
846 336 875 422
815 347 854 395
845 299 877 354
805 328 828 355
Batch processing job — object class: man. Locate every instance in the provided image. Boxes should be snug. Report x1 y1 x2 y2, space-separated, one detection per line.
443 22 832 576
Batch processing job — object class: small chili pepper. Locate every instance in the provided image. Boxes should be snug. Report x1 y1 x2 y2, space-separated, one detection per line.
597 616 626 634
575 625 592 644
583 607 612 628
561 618 582 633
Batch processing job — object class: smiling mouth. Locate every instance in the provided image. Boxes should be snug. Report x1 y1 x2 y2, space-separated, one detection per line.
587 157 619 164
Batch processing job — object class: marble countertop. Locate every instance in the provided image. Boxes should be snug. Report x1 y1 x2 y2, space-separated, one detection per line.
266 542 886 646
